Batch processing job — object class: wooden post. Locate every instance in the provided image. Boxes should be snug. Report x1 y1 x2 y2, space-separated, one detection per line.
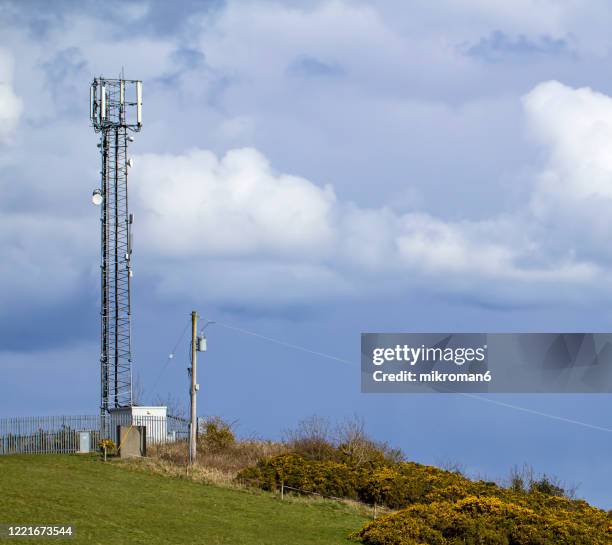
189 310 198 465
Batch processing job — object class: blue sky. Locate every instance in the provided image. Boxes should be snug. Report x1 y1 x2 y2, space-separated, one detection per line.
1 0 612 508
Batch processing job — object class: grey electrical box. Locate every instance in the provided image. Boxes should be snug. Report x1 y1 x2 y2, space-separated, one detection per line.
78 432 90 454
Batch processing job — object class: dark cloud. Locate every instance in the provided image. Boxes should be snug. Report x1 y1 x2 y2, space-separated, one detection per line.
217 303 318 321
140 0 222 35
171 47 206 70
0 0 223 40
0 288 97 352
465 31 571 63
40 47 88 115
287 56 344 78
152 47 207 86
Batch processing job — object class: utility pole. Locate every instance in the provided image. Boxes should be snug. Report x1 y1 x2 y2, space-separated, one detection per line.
188 312 211 465
189 310 198 464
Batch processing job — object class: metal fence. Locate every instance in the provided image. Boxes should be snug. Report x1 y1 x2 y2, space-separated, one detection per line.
0 414 189 456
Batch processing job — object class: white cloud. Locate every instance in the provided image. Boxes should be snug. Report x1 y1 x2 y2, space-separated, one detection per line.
526 81 612 201
0 17 607 310
0 49 22 143
1 0 612 314
524 81 612 262
197 1 467 104
133 148 336 259
130 96 605 306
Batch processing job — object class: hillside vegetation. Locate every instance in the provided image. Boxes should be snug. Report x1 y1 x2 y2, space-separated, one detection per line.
3 416 610 545
355 495 612 545
232 416 612 545
239 452 611 544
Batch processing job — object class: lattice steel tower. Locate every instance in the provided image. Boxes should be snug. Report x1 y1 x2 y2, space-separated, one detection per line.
90 76 142 415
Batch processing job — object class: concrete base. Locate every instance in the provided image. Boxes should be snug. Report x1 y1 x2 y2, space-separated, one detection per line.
117 425 146 458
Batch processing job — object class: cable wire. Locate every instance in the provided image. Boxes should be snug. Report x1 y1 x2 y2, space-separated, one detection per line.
214 321 612 434
148 320 191 396
459 393 612 433
215 321 354 365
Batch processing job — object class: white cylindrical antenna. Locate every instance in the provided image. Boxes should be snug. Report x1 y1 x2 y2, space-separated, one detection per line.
120 80 125 106
127 157 134 168
136 81 142 125
100 86 106 121
89 84 94 121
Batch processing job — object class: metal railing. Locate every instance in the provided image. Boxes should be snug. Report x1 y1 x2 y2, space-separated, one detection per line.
0 414 189 456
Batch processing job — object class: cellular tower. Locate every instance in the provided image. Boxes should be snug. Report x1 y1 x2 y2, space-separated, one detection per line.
90 76 142 416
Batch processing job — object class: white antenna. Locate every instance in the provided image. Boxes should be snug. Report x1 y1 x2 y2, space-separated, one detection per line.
100 86 106 122
136 81 142 126
89 84 95 122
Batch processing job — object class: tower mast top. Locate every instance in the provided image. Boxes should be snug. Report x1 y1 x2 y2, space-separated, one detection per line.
90 77 142 131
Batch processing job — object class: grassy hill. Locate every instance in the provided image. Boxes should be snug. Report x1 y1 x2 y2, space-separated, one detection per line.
0 454 367 545
3 419 610 545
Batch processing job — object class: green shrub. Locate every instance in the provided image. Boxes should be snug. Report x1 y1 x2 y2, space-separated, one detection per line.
238 453 365 499
283 415 404 466
237 454 488 508
198 417 235 454
334 416 404 467
283 415 342 462
287 437 339 462
359 466 432 508
529 475 566 497
98 438 116 460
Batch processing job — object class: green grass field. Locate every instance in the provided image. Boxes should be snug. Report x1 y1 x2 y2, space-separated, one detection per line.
0 455 367 545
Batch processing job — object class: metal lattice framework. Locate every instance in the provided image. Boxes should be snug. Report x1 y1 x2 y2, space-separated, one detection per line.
90 76 142 415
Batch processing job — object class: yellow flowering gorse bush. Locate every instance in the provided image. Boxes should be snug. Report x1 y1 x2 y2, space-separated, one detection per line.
238 453 612 544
